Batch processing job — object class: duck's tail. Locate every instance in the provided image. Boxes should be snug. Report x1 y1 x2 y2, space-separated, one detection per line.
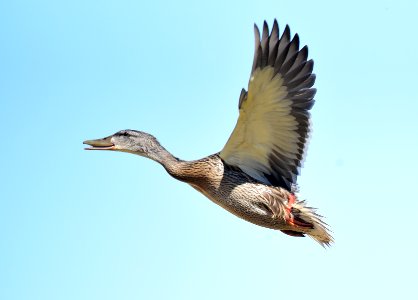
281 195 334 247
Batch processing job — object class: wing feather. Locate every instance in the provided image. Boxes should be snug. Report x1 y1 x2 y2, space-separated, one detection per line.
220 20 316 191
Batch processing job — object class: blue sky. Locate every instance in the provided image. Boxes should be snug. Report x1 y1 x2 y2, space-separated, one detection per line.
1 0 417 299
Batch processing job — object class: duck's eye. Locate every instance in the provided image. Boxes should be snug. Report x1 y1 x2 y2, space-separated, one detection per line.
123 132 128 137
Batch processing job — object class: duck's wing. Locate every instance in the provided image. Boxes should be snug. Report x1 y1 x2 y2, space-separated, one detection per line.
219 20 316 191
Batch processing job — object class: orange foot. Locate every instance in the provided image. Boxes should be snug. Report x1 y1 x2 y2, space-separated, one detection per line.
285 194 313 228
285 194 297 226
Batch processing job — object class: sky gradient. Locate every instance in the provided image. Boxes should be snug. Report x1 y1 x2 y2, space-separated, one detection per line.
1 0 417 299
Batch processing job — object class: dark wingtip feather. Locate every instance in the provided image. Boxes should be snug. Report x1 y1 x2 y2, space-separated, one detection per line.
261 21 270 68
268 21 280 66
262 21 269 39
291 33 300 50
252 24 261 73
272 19 279 32
254 23 260 41
253 23 261 48
302 45 309 58
238 88 247 109
282 24 291 41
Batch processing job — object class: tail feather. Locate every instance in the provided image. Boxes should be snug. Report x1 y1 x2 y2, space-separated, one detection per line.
291 199 334 247
281 230 305 237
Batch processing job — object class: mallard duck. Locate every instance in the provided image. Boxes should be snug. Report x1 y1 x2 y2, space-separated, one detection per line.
84 20 333 246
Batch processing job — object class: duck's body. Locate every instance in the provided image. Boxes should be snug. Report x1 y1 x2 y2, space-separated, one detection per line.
142 145 330 245
84 20 333 246
164 153 283 228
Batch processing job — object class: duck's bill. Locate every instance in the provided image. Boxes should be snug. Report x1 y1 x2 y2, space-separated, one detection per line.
83 137 115 150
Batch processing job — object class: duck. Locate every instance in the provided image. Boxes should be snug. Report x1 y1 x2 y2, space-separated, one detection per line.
84 20 333 247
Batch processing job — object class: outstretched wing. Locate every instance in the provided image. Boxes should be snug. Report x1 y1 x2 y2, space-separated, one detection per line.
219 20 316 191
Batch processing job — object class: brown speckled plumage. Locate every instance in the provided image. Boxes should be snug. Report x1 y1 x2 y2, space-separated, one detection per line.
84 20 333 247
166 154 288 228
158 152 331 246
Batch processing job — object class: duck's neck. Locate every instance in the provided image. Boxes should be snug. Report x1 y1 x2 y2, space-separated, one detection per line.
142 143 184 178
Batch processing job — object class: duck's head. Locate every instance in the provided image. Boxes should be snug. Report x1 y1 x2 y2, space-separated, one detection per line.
83 130 160 157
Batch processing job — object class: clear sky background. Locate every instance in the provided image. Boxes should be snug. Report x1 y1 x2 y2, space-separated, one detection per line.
1 0 417 299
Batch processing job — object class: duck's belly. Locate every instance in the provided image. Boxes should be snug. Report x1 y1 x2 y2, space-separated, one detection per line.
189 181 288 230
